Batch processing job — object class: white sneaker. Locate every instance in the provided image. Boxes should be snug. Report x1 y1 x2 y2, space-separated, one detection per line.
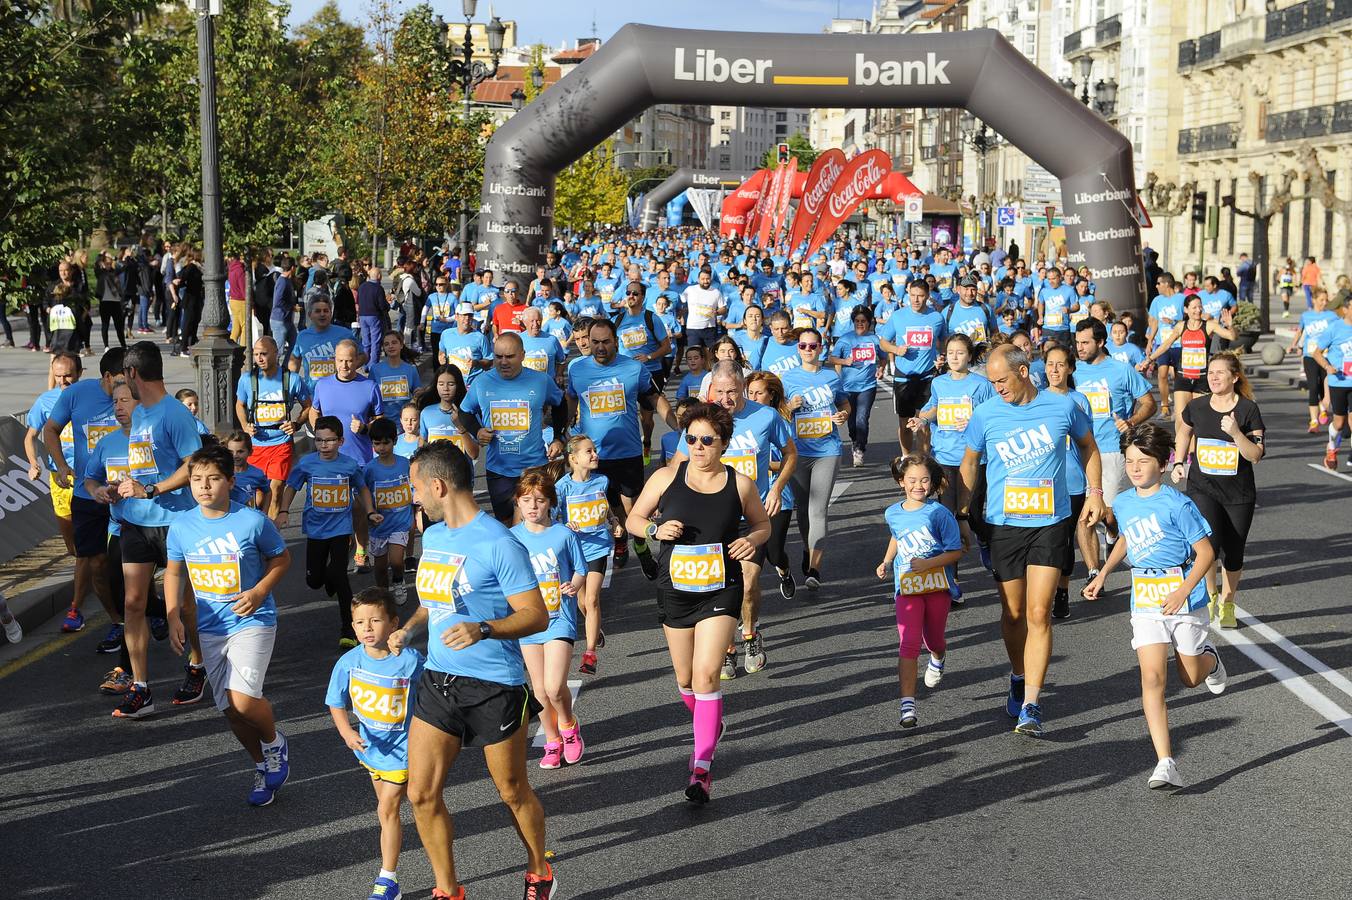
1148 757 1183 790
1203 644 1228 694
852 448 865 467
924 656 945 688
2 615 21 644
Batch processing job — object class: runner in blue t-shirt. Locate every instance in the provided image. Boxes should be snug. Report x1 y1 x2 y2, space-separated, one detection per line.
437 303 493 387
879 280 947 454
760 311 803 377
1313 300 1352 469
24 353 80 613
519 308 568 380
369 332 421 420
364 418 416 605
235 336 309 518
387 440 556 899
1286 288 1339 431
958 344 1103 736
226 432 270 510
825 307 885 467
290 295 356 392
1036 269 1078 346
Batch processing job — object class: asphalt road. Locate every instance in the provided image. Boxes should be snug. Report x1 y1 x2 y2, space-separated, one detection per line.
2 367 1349 900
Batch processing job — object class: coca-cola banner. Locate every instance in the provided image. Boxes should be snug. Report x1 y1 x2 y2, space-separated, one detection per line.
804 149 891 262
786 149 846 257
720 169 769 237
756 161 794 248
770 158 797 250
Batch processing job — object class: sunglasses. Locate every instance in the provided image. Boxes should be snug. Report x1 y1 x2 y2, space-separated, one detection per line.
502 288 518 293
684 434 717 447
798 342 820 350
625 290 643 297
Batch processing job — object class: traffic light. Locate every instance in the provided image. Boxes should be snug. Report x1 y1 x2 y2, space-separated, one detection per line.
777 142 791 165
1191 190 1207 225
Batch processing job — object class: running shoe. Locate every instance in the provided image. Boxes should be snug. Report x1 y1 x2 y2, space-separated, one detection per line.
1014 702 1044 736
1325 448 1339 470
805 568 821 590
743 631 766 674
1319 410 1330 426
112 683 156 719
978 544 993 572
1217 600 1238 630
99 667 132 694
368 875 401 900
852 448 865 468
720 651 737 681
248 769 275 807
353 549 372 575
634 540 658 581
612 539 629 569
1281 309 1291 318
149 616 169 642
1308 421 1321 434
1207 592 1219 620
262 732 290 790
61 606 85 632
924 656 945 688
778 570 797 600
561 722 585 764
642 447 652 468
579 649 598 675
431 889 465 900
1148 757 1183 790
392 581 408 605
173 663 207 705
1052 587 1071 620
1083 569 1100 600
3 615 22 645
685 767 712 805
1005 676 1025 718
539 741 563 769
523 862 557 899
339 637 359 650
899 699 918 728
1202 644 1228 694
96 622 124 654
950 582 964 607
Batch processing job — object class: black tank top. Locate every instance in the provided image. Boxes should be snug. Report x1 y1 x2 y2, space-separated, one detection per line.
656 462 744 594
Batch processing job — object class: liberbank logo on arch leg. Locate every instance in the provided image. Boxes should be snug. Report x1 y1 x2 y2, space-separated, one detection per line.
673 48 951 86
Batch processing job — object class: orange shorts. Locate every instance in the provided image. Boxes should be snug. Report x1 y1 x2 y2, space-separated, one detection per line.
248 441 294 482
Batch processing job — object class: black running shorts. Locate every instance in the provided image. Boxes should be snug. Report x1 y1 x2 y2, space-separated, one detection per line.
413 670 540 747
71 496 111 558
891 376 935 419
989 519 1073 583
120 522 169 568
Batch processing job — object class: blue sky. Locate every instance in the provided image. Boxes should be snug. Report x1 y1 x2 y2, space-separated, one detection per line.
287 0 876 45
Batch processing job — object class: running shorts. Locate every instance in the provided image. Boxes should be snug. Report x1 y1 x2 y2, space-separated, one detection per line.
1130 609 1210 656
656 585 742 629
121 522 169 567
50 473 72 519
892 376 935 419
362 761 409 784
200 625 276 711
413 670 540 747
989 519 1073 583
71 496 111 558
596 455 644 501
1174 374 1207 394
248 441 295 482
1156 347 1180 371
368 532 410 559
1100 451 1126 507
519 614 576 646
485 471 520 522
1330 386 1352 418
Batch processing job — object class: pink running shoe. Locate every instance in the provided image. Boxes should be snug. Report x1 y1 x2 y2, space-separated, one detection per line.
685 767 711 805
539 741 563 769
561 722 585 764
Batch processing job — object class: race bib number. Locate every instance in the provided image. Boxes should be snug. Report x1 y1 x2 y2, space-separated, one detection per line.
1044 310 1064 328
668 543 726 593
416 550 465 612
523 351 549 372
722 452 757 481
446 350 473 374
84 420 119 454
964 323 988 343
128 431 157 480
184 552 242 601
489 400 530 433
255 400 286 426
793 308 814 329
619 326 647 350
1003 477 1055 519
795 413 834 440
59 421 74 453
1196 438 1239 476
309 357 336 380
566 492 609 530
1180 347 1207 375
586 385 626 418
936 399 972 431
427 424 460 444
373 478 411 510
311 475 350 510
349 669 411 732
851 344 877 364
1084 387 1111 418
898 567 951 597
1131 567 1184 614
104 455 131 484
904 327 933 349
539 573 562 615
1343 359 1352 378
379 376 409 402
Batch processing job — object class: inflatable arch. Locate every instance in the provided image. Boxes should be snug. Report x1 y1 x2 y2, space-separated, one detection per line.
639 168 756 231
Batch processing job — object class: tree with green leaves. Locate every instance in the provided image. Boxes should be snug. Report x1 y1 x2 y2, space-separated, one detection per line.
555 139 629 232
761 131 818 170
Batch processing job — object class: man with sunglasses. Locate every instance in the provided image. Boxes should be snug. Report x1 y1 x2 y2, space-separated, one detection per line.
613 281 672 461
491 279 529 337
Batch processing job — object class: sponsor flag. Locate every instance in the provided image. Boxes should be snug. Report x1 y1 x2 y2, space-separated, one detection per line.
687 189 719 231
754 161 792 248
770 157 797 250
804 149 891 262
786 149 846 257
721 169 770 237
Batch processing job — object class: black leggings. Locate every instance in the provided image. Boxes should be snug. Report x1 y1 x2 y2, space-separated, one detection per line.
763 508 793 572
1304 356 1328 407
306 535 354 637
100 301 127 348
1187 490 1254 572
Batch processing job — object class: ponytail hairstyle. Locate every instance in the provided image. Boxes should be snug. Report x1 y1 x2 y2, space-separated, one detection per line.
1210 350 1254 401
889 453 946 499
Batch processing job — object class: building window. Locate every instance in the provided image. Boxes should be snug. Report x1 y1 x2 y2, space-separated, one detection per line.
1323 171 1336 262
776 111 787 122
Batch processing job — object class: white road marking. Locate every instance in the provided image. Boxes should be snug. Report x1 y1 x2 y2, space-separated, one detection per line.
1215 624 1352 737
829 480 851 505
531 679 584 747
1235 605 1352 702
1306 462 1352 483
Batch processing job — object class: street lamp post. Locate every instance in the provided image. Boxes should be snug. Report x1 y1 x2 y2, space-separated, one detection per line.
442 0 506 259
960 114 1002 247
190 0 241 433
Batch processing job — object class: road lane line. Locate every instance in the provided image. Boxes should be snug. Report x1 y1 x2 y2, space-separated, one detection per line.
1214 626 1352 737
1306 462 1352 483
0 628 84 680
532 679 583 747
1235 604 1352 702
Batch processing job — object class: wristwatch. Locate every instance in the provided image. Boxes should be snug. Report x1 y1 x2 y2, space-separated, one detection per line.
144 483 158 499
478 621 494 640
645 521 659 541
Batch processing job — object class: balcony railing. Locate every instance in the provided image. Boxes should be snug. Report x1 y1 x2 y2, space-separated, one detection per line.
1267 0 1352 42
1266 101 1352 142
1178 39 1196 69
1095 13 1122 45
1196 30 1221 64
1064 29 1082 55
1177 122 1239 155
920 144 938 161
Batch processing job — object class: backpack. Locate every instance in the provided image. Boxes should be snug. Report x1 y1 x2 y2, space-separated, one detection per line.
611 308 661 344
944 299 996 341
249 366 292 428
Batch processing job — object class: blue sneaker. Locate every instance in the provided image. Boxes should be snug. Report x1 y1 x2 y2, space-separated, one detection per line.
149 616 169 641
247 769 275 807
96 622 125 654
262 732 289 791
61 606 85 633
368 876 401 900
1005 676 1025 718
978 544 993 572
1014 702 1044 736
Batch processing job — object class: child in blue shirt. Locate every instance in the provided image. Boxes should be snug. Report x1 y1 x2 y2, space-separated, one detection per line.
364 418 415 605
226 431 270 510
394 402 421 460
327 588 424 900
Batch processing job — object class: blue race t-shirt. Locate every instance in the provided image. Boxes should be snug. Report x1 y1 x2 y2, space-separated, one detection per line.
1299 309 1339 359
326 645 424 775
394 433 420 460
123 396 204 526
416 512 541 684
1148 295 1184 349
286 452 363 539
1112 485 1213 617
26 386 75 469
510 522 587 644
1039 284 1077 332
1108 340 1145 368
782 367 846 459
921 372 995 466
166 504 288 635
879 308 947 378
363 455 414 537
554 472 614 562
731 331 771 371
460 368 564 477
964 389 1092 527
47 379 117 500
84 429 139 529
830 332 884 392
1316 319 1352 389
439 329 492 387
614 310 668 376
884 499 962 598
521 333 568 378
310 374 383 463
760 339 802 377
369 360 421 420
1074 357 1153 453
236 369 309 447
944 302 998 345
292 325 356 390
230 464 269 508
566 355 654 461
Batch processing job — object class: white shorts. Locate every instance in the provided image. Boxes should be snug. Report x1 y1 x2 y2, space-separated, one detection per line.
199 626 276 711
1101 451 1127 507
369 532 410 558
1130 609 1210 656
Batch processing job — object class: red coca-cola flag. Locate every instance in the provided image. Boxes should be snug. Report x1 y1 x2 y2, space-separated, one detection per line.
741 169 775 240
719 169 769 237
785 149 846 258
770 157 798 250
754 161 793 248
804 149 891 262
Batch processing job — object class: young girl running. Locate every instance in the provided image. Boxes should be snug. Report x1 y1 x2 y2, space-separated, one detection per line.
745 372 799 600
875 455 963 729
550 435 624 676
511 469 589 768
1083 422 1227 790
417 365 479 461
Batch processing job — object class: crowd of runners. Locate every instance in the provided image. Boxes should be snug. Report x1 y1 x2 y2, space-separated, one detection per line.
12 222 1352 900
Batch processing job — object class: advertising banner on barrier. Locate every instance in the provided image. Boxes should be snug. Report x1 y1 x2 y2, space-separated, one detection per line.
804 149 891 262
786 149 847 257
0 416 58 565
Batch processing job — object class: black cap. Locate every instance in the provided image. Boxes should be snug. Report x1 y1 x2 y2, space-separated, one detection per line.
958 274 979 288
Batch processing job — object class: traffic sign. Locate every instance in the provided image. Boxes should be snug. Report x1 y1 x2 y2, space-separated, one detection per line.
1023 163 1062 207
902 194 924 223
996 206 1016 228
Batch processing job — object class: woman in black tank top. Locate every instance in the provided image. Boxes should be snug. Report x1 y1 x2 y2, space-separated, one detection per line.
625 402 770 804
1141 294 1235 435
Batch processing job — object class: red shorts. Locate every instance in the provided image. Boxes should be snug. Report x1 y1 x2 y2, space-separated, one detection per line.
249 441 295 482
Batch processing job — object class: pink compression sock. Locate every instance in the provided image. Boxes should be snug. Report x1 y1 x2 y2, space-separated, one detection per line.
692 691 724 768
679 687 696 715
